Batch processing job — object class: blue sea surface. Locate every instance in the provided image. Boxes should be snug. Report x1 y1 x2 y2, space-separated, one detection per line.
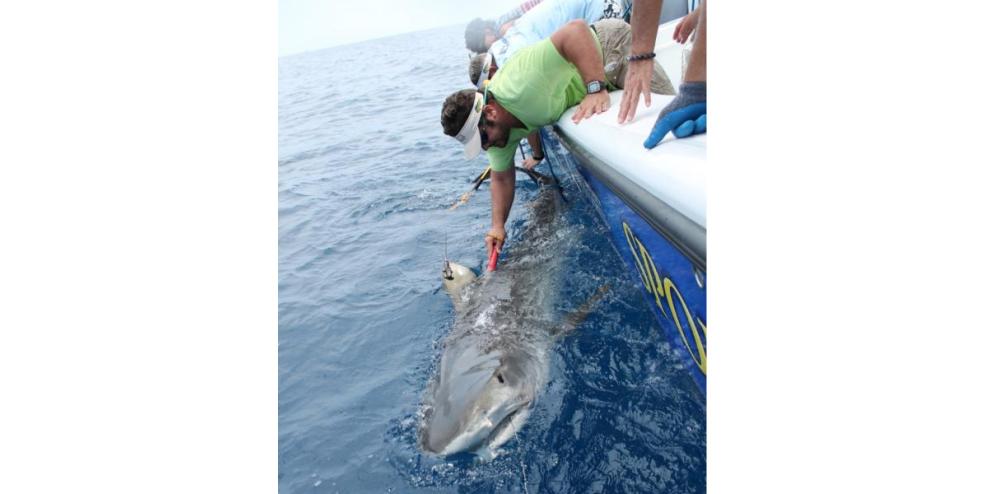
279 25 705 493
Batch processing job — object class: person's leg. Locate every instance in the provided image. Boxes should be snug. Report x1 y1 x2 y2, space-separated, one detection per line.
599 19 675 96
593 19 632 89
645 2 706 149
647 59 675 95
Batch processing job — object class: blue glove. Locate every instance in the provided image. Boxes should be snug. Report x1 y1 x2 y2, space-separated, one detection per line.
644 102 706 148
644 81 706 149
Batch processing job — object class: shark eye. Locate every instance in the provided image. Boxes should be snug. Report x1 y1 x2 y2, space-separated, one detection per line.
496 374 505 384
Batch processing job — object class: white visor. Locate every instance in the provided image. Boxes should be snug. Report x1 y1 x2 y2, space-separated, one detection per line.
453 92 484 160
475 53 492 89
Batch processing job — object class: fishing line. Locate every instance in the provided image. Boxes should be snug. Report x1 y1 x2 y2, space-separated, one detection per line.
509 419 530 494
443 234 453 279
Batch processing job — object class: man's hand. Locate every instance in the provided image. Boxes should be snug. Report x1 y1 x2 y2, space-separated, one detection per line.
521 156 542 170
673 11 698 43
617 59 653 124
572 91 610 124
485 226 506 261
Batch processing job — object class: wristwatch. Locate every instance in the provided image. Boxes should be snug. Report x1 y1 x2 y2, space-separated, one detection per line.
586 80 604 94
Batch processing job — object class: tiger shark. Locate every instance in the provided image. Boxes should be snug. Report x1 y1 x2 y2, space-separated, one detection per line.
419 185 606 457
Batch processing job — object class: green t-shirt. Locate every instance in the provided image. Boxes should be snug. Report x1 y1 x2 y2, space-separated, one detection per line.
485 33 600 172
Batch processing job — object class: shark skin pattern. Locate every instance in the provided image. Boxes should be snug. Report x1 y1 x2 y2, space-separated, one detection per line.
419 186 577 458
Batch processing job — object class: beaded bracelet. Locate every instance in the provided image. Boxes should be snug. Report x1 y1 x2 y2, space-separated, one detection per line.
626 52 656 62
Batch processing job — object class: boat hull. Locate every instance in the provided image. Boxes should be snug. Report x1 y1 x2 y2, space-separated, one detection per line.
542 128 707 394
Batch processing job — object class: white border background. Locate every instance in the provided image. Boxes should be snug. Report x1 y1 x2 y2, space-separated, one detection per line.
2 1 984 492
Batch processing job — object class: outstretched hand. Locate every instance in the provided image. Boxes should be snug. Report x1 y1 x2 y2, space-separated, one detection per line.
571 91 610 124
617 60 653 124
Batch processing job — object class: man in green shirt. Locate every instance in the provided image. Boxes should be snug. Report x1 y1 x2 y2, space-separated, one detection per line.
440 19 672 260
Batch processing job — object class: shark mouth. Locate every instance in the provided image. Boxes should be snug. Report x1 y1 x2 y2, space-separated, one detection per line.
480 401 532 455
489 408 523 440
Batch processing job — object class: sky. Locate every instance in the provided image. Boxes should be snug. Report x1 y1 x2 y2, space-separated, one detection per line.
279 0 522 56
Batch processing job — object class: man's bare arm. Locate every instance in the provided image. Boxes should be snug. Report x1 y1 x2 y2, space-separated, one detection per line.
618 0 663 123
550 20 610 123
486 168 516 258
522 131 544 169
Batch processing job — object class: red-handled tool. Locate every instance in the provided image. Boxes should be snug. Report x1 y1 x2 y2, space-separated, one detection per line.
487 248 499 272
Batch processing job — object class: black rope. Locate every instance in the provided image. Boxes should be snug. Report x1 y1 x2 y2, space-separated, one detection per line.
540 130 567 203
548 155 567 203
516 132 566 202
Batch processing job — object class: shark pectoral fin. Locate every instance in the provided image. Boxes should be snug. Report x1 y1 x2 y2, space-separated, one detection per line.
442 261 479 313
550 284 611 337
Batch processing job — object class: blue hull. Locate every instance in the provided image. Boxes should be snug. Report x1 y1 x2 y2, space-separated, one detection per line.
543 129 707 394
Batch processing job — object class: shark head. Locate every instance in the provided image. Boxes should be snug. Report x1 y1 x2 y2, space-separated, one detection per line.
420 340 537 456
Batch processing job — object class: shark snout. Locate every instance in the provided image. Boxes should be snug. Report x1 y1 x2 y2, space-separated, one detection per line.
423 395 530 456
419 359 532 456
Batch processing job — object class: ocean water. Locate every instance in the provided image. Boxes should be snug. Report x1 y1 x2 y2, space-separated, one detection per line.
279 25 705 494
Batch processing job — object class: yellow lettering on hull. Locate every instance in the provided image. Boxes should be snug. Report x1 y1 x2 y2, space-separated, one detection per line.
622 222 707 374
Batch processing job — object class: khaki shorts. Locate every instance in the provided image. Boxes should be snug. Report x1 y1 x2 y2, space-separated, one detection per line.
593 18 676 96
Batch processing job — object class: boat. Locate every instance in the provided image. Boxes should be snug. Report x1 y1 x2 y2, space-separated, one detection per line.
540 13 707 394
